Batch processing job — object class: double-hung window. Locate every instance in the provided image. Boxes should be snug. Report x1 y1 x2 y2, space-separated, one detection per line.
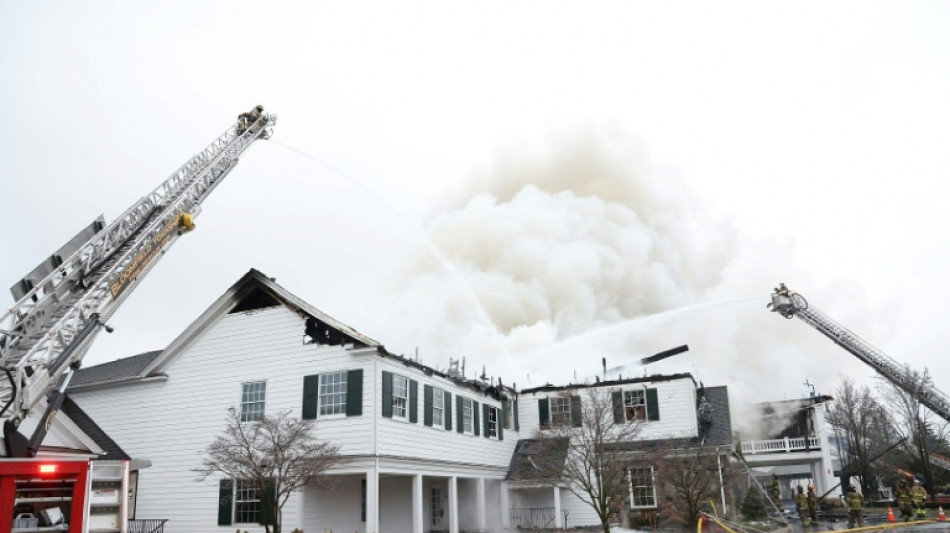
392 374 409 420
550 396 571 426
241 381 266 422
487 406 499 438
432 387 445 428
318 371 347 416
462 398 474 434
629 466 656 508
624 389 646 421
234 479 261 523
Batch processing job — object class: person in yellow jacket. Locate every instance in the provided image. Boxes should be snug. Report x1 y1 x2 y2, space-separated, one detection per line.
846 485 864 528
795 485 810 526
911 479 928 519
806 484 818 524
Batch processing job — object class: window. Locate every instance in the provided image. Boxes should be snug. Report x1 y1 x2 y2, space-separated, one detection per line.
393 374 409 420
487 406 499 438
550 396 572 426
235 480 261 523
624 389 646 421
463 398 474 434
432 387 445 428
241 381 266 422
319 372 347 416
629 467 656 508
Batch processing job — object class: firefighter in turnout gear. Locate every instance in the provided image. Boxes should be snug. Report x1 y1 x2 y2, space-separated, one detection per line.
846 486 864 528
806 484 818 524
911 479 928 519
795 485 810 526
897 480 914 522
769 473 781 507
237 105 264 134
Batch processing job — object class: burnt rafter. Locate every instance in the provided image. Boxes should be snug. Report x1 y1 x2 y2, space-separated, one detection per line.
304 317 357 347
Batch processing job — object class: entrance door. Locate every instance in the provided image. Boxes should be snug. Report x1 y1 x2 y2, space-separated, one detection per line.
431 487 445 530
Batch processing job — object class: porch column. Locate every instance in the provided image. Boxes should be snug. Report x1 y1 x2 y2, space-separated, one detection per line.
448 476 459 533
500 481 510 528
412 474 424 533
553 485 563 528
366 467 379 533
475 477 486 532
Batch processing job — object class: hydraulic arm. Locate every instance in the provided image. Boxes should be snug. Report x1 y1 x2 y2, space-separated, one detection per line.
1 108 276 456
769 283 950 424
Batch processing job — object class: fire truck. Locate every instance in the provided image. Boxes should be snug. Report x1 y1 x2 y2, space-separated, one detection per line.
0 107 276 532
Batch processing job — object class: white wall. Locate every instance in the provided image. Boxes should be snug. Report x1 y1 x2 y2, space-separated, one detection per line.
517 377 699 440
71 305 373 533
303 475 363 533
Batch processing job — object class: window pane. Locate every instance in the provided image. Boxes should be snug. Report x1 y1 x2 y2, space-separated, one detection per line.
623 390 646 421
235 479 261 523
432 387 444 427
319 371 348 416
630 467 655 508
488 407 498 438
550 397 571 426
241 381 266 422
393 375 409 419
463 399 473 433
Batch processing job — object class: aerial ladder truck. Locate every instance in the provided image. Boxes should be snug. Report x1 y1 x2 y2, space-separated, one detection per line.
769 283 950 494
0 107 276 533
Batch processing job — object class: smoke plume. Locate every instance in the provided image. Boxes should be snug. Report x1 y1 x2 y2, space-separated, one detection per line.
374 121 880 438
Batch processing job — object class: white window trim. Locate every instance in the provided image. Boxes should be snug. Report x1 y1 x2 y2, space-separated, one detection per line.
487 405 499 439
392 374 409 421
432 386 445 429
623 389 647 422
240 380 267 423
234 479 262 524
628 466 657 509
550 396 572 426
317 371 348 419
462 398 474 435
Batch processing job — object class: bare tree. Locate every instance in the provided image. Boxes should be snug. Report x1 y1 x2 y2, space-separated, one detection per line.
195 409 345 533
533 388 646 533
879 367 950 499
827 378 892 498
653 445 731 526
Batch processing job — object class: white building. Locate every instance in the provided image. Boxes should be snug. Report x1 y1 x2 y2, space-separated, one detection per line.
68 269 732 533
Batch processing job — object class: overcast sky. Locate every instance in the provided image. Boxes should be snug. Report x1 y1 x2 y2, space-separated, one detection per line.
2 2 949 418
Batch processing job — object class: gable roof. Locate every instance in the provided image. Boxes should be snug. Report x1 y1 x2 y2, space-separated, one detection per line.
69 269 381 390
59 395 130 461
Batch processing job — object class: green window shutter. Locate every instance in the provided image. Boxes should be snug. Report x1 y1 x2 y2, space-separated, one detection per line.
538 398 550 427
570 395 582 427
444 391 452 431
346 369 363 416
302 375 319 420
382 371 393 418
473 401 480 436
217 479 233 526
424 385 434 427
498 407 504 441
456 395 464 434
612 391 624 423
483 404 490 438
646 388 660 421
514 399 519 431
409 380 418 423
259 479 276 526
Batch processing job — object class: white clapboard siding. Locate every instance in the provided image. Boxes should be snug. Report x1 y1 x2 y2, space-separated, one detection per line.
516 377 699 440
70 305 373 533
374 359 518 471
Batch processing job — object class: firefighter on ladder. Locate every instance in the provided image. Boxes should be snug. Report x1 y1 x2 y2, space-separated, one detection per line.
237 105 264 135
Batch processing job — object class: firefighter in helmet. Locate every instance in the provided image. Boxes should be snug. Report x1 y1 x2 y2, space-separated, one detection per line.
896 480 913 522
911 478 928 519
846 485 864 528
795 485 810 526
806 484 818 524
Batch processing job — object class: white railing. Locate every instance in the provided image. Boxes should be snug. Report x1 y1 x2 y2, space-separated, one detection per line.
741 437 822 455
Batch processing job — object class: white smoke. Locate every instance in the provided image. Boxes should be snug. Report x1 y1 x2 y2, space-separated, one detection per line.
372 121 884 437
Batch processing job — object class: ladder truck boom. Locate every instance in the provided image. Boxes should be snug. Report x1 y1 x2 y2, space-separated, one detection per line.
1 108 276 457
769 283 950 424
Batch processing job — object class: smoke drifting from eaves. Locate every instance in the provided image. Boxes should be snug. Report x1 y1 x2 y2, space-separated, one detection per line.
375 121 880 437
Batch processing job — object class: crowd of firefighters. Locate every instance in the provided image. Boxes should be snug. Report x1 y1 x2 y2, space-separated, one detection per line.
769 473 932 528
